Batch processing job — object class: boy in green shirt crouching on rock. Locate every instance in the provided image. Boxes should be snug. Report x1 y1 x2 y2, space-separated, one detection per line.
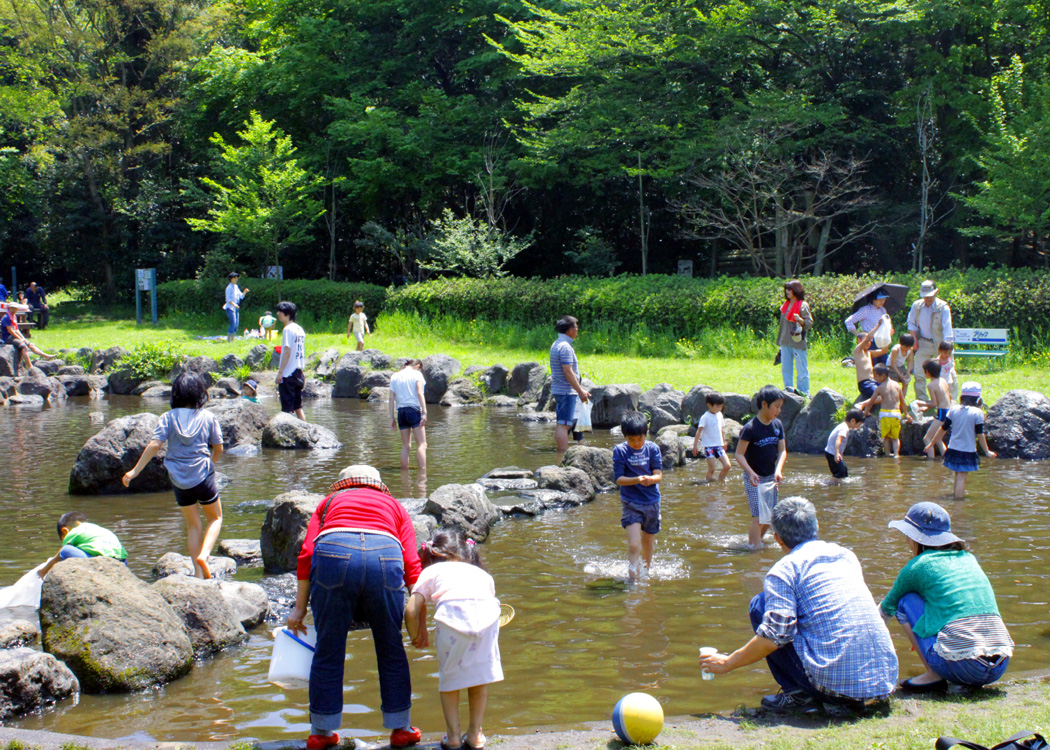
39 512 128 577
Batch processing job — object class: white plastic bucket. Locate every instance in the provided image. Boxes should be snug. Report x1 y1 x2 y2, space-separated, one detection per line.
268 626 317 687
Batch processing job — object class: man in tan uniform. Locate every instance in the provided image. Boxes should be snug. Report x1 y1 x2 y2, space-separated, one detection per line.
906 280 954 402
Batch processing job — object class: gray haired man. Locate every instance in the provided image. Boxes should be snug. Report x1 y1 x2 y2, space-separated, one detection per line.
699 497 898 712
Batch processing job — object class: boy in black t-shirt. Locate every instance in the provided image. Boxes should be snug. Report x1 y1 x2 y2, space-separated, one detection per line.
735 386 787 548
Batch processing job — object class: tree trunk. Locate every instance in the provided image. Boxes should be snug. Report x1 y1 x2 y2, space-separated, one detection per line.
811 221 832 275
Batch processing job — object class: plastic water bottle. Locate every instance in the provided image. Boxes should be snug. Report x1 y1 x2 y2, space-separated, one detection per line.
699 647 718 681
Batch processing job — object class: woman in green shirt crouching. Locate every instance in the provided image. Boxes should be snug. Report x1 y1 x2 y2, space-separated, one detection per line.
881 502 1012 692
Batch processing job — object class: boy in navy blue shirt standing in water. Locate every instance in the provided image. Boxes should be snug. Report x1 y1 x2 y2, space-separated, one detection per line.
735 386 788 549
613 411 663 582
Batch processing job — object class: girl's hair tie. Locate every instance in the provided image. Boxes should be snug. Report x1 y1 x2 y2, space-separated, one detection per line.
465 539 476 546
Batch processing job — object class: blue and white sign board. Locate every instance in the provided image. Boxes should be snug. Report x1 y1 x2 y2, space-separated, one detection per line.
954 329 1009 345
678 260 693 277
135 268 157 324
136 268 153 291
266 266 284 280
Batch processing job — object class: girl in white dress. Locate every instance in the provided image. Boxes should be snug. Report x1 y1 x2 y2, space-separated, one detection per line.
405 530 503 750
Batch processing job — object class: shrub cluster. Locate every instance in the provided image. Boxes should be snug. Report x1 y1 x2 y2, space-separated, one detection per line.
156 278 388 328
384 269 1050 346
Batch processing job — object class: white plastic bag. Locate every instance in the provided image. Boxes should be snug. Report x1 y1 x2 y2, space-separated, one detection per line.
576 399 593 433
0 565 45 611
873 315 892 350
757 482 778 525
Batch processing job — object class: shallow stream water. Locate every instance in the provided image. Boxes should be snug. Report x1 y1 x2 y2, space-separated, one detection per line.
2 395 1048 742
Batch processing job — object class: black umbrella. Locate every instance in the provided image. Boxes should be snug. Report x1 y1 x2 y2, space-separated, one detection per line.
852 283 909 316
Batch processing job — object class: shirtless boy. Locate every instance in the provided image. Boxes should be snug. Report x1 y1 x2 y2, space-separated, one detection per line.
859 364 911 457
917 359 951 459
853 316 891 400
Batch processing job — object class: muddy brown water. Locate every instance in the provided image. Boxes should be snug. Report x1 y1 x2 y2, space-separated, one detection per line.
1 396 1048 743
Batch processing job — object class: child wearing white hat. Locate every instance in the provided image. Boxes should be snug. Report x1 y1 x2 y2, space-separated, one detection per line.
924 382 996 499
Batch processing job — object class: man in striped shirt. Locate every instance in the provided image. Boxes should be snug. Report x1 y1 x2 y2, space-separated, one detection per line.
699 497 898 712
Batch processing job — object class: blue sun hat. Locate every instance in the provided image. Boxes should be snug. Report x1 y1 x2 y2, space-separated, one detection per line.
875 291 890 300
888 502 962 546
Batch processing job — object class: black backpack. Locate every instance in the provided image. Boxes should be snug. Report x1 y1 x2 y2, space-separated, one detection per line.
936 731 1048 750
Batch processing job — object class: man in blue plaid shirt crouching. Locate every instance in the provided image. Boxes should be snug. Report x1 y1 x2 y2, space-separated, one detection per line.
699 497 898 712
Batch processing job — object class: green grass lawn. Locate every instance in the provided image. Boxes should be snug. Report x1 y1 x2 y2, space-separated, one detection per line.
28 303 1049 405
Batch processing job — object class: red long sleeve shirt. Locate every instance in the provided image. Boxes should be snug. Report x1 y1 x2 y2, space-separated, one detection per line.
296 488 422 585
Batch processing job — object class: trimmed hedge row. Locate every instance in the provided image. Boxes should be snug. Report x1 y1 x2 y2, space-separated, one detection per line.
384 269 1050 345
156 278 388 325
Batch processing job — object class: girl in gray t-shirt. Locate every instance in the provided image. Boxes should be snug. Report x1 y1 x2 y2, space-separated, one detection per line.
123 372 224 578
925 381 997 500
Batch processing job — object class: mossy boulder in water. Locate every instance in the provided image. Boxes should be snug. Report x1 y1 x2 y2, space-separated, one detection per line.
206 398 269 447
40 557 193 692
787 388 847 454
534 465 597 501
261 491 325 573
422 354 461 404
590 384 641 429
68 413 169 494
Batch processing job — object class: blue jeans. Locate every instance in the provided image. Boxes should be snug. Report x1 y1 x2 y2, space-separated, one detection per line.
226 307 239 335
896 593 1010 687
309 532 412 734
750 593 820 697
59 546 90 559
780 346 809 396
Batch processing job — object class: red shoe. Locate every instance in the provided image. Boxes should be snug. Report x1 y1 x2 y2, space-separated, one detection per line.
306 733 339 750
390 727 422 748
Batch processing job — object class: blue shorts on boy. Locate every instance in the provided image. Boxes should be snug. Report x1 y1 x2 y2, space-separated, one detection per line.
613 440 662 534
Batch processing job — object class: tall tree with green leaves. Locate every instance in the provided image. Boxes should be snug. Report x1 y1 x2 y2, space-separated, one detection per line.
187 112 325 294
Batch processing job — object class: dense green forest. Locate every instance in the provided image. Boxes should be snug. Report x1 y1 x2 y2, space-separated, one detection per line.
2 0 1049 294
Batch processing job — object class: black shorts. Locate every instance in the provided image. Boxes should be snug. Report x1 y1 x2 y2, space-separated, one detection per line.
278 369 306 413
173 473 219 507
825 450 848 478
6 338 26 352
397 406 423 430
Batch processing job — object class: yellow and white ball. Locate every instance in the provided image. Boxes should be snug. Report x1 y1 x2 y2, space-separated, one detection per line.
612 692 664 745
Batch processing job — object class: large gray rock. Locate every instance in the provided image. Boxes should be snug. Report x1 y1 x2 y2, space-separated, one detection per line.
91 346 125 374
57 365 85 376
485 395 519 408
0 375 15 401
724 418 744 452
213 376 242 397
17 372 58 400
262 413 342 450
900 416 934 456
131 379 166 396
639 384 685 420
315 348 341 378
787 388 847 454
7 393 44 407
332 359 367 398
846 413 882 457
0 620 40 649
0 345 18 377
360 370 393 396
141 384 172 399
40 557 193 692
535 374 557 411
152 575 247 656
58 375 93 398
152 552 237 581
422 354 461 404
655 430 684 468
722 393 751 422
590 384 641 429
367 387 390 403
107 367 146 395
0 647 79 720
261 491 325 573
217 539 262 566
218 353 244 373
303 378 334 399
534 465 596 502
680 384 715 425
507 362 546 401
986 390 1050 459
33 359 62 376
562 445 615 492
647 407 682 436
218 581 270 630
441 378 483 406
171 355 219 386
424 484 501 542
464 364 508 395
246 344 271 370
68 413 169 494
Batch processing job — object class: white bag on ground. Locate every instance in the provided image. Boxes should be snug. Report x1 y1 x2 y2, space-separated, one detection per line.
757 482 778 525
576 399 593 433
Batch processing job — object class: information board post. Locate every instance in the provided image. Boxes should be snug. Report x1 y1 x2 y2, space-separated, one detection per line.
136 269 157 325
10 267 16 295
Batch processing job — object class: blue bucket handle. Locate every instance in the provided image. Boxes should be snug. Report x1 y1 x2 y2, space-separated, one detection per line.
281 628 316 653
